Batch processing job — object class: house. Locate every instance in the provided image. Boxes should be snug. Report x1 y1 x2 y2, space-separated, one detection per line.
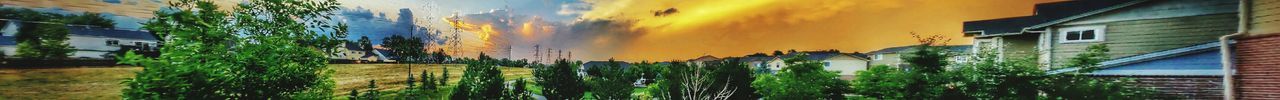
329 42 395 63
0 20 159 59
687 55 720 66
966 0 1242 99
736 55 777 73
1226 0 1280 99
866 45 972 69
765 51 870 80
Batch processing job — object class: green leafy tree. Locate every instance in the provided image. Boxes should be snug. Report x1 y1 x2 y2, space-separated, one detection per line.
586 59 638 99
63 12 115 28
850 65 912 99
752 54 852 100
119 0 345 99
534 59 586 100
504 78 533 100
1061 44 1110 71
707 59 761 99
450 53 506 99
946 49 1043 99
15 21 75 60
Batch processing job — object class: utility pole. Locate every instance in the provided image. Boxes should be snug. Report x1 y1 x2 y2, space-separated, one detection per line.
533 44 540 64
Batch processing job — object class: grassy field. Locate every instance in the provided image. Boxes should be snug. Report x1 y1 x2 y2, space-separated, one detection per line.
0 64 532 100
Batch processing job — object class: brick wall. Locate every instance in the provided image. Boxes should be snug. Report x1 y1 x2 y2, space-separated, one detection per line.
1235 35 1280 99
1096 76 1225 99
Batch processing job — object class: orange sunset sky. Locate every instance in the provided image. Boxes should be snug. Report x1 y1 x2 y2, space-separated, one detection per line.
0 0 1066 61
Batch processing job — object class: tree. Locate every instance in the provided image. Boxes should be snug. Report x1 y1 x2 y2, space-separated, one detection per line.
1040 44 1153 99
383 35 425 62
119 0 345 99
1061 44 1110 71
772 50 784 56
15 21 75 60
504 78 533 100
849 34 1151 99
362 80 381 100
450 58 505 99
752 54 851 100
707 59 761 99
440 63 450 86
358 36 373 51
63 12 116 28
534 59 586 100
420 70 437 90
348 89 361 100
946 49 1042 99
586 59 637 99
850 65 912 99
651 62 740 100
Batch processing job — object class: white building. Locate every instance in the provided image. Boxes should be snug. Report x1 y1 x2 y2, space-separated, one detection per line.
0 20 158 59
765 51 870 80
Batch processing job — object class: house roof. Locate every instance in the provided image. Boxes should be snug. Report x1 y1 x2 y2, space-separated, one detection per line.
778 51 867 61
689 55 720 62
736 56 776 62
867 45 972 54
963 0 1139 36
0 36 14 45
66 26 158 40
1046 41 1228 76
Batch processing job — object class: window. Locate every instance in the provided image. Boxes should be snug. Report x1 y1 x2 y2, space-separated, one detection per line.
1060 25 1105 43
106 40 119 46
824 62 831 67
873 54 883 60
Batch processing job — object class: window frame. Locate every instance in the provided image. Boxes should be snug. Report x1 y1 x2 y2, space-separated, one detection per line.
1058 25 1106 43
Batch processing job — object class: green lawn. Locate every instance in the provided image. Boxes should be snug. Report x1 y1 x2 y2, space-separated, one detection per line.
0 64 533 100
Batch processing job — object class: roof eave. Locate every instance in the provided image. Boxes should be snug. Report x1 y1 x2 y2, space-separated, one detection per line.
1025 0 1150 29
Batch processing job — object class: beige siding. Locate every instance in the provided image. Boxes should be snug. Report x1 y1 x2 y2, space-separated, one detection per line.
1052 14 1238 67
1002 34 1039 58
1248 0 1280 36
869 53 901 67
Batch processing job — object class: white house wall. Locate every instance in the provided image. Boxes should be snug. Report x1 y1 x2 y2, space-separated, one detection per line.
823 55 869 76
66 35 157 59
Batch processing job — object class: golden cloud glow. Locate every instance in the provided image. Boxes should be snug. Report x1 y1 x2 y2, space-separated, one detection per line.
572 0 1064 61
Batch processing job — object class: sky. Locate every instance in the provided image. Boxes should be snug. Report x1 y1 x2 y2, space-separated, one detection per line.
0 0 1063 61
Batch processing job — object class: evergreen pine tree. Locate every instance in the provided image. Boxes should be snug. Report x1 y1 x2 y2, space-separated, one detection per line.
363 80 380 100
348 89 360 100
